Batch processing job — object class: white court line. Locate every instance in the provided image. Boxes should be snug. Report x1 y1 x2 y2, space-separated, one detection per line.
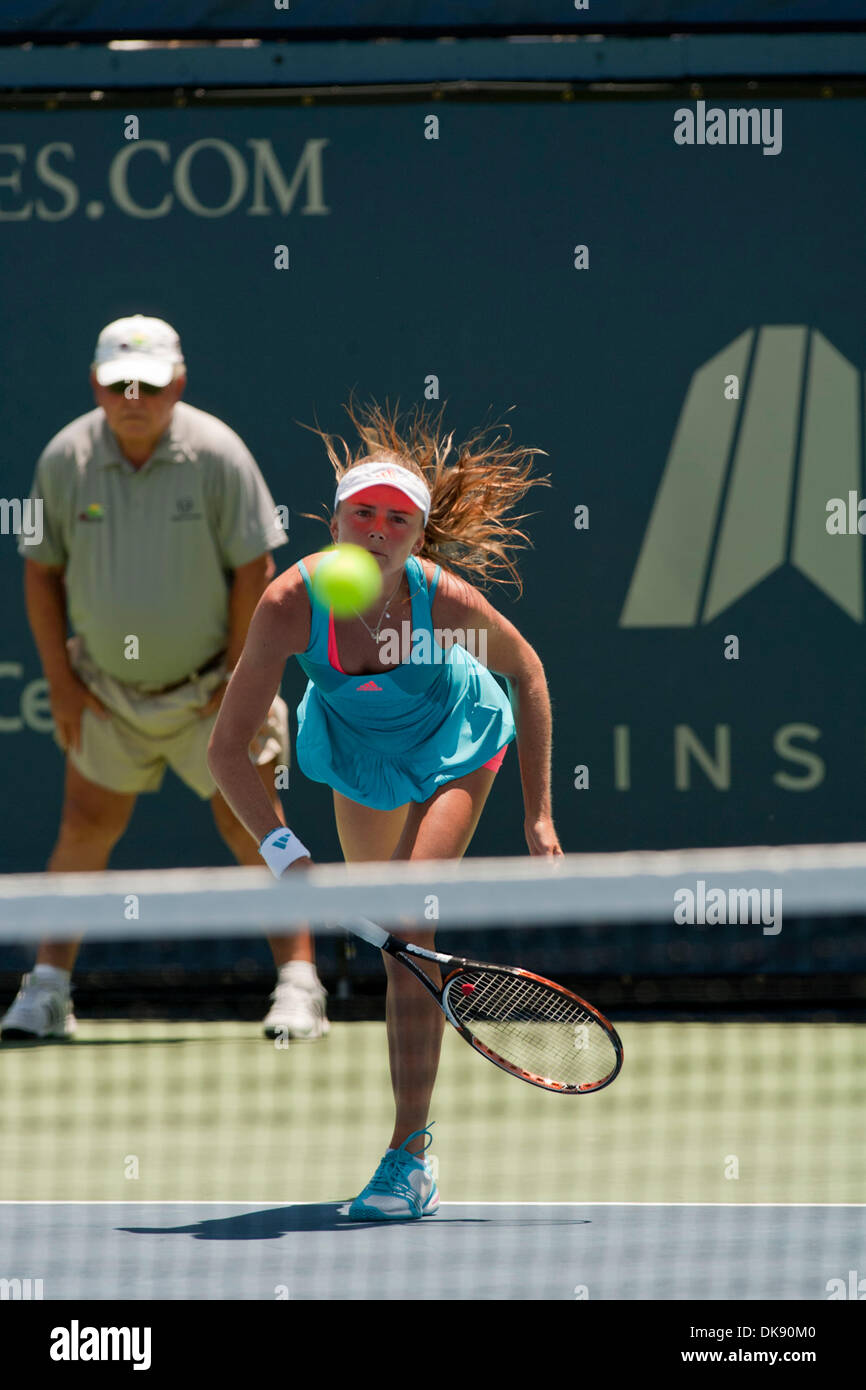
0 1200 864 1208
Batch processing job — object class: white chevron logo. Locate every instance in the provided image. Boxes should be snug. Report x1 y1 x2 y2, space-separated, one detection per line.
620 326 863 626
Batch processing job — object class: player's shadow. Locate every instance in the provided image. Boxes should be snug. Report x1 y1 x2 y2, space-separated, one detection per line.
120 1206 483 1239
119 1207 590 1240
0 1037 196 1049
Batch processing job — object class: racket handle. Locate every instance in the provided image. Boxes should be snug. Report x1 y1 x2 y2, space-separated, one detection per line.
344 916 389 949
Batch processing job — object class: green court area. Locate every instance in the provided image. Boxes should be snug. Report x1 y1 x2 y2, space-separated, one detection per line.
1 1021 863 1204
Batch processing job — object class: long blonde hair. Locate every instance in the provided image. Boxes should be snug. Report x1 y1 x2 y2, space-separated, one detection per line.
299 397 551 597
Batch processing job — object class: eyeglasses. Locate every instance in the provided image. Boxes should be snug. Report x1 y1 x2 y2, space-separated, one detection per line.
105 380 166 396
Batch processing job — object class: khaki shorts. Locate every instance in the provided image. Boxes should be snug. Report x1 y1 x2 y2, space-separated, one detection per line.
60 635 290 800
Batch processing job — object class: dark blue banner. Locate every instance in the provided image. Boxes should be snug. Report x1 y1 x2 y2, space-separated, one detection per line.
1 95 864 894
2 1 864 37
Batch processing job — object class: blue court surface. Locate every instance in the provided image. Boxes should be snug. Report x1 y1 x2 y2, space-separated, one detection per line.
1 1201 864 1300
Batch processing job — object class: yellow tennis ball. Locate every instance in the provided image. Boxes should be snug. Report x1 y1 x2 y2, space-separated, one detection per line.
312 543 383 617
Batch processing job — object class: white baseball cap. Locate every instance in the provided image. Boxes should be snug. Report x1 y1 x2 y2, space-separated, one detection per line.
334 461 431 525
92 315 185 388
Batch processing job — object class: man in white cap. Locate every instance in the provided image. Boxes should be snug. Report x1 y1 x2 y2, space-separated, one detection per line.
2 314 328 1042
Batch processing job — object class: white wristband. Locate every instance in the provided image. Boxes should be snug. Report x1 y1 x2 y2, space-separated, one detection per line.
259 827 310 879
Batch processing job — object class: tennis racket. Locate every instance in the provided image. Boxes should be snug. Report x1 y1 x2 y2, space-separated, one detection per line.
345 916 623 1095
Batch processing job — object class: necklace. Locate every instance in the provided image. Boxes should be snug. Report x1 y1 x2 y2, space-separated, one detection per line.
353 572 406 644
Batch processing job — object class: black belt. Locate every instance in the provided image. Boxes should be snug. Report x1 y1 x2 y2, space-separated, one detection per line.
139 649 227 696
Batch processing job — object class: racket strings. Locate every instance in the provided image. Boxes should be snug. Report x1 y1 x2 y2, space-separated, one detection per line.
446 969 617 1089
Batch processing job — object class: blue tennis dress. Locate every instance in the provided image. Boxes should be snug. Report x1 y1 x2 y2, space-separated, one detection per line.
294 554 516 810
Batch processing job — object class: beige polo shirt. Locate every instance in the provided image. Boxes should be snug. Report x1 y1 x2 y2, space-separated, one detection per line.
19 401 288 686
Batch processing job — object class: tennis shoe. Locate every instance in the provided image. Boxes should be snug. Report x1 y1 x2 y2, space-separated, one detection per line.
1 973 77 1041
348 1126 439 1221
262 964 330 1041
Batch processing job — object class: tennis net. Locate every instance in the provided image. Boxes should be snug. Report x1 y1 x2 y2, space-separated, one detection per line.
0 845 864 1305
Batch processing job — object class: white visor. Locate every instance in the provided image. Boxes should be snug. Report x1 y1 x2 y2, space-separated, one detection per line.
334 462 431 525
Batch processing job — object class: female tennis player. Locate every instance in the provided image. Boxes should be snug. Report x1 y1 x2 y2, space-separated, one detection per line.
208 400 562 1221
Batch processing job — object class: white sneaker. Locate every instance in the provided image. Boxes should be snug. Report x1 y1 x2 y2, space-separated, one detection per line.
1 973 77 1041
262 966 330 1041
348 1127 440 1221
